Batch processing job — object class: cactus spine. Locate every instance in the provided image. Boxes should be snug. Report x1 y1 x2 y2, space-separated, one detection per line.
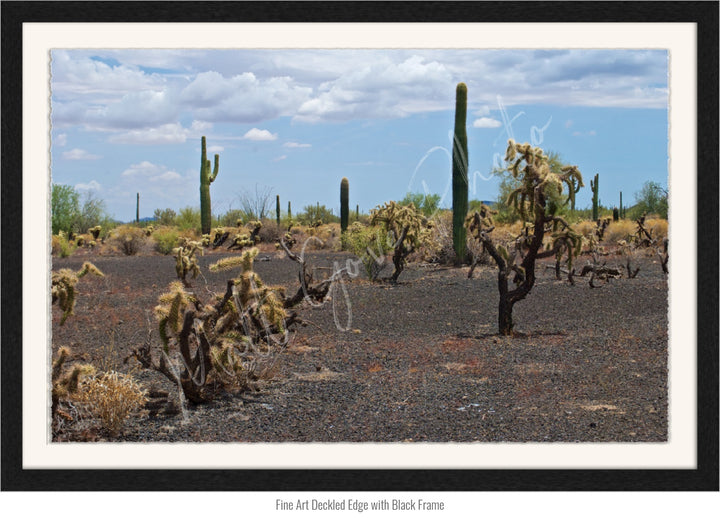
276 195 281 226
452 82 469 265
200 136 220 235
591 173 599 221
340 177 350 233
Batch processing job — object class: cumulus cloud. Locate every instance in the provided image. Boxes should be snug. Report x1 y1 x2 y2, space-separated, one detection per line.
473 117 502 129
242 128 278 141
121 161 181 182
62 148 102 160
109 123 190 144
273 155 288 162
75 180 101 191
283 142 312 148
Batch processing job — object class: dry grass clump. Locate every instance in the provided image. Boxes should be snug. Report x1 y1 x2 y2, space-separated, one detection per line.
80 371 147 436
645 218 668 240
109 225 148 255
573 220 597 238
603 220 637 244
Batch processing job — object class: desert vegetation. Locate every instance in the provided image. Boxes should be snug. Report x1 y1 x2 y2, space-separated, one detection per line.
51 114 669 442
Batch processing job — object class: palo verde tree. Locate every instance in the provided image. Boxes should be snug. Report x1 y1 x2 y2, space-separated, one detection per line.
466 140 583 335
199 136 220 235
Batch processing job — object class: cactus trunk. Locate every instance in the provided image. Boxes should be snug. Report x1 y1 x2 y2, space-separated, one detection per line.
340 177 349 233
200 136 220 235
288 201 292 220
356 204 359 221
620 191 623 218
452 83 469 265
591 173 599 221
276 195 281 226
136 193 139 224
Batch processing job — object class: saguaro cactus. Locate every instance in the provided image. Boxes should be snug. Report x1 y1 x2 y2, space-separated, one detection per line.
199 136 220 235
452 83 469 265
619 191 623 218
276 195 281 226
136 193 140 224
591 173 599 221
340 177 350 233
288 201 292 220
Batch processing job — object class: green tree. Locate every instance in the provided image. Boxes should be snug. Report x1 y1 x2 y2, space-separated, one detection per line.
153 208 178 226
76 191 112 233
399 192 441 217
52 184 80 234
628 181 668 220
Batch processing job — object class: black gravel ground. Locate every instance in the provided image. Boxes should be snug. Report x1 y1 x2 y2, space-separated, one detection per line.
52 249 668 443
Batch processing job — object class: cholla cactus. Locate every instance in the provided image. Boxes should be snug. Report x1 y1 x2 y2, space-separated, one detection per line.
172 238 203 286
89 226 102 240
51 347 95 418
370 200 438 282
467 140 583 335
52 262 104 325
139 248 288 403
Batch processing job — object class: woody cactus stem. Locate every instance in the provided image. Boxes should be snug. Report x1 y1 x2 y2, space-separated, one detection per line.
452 83 469 265
591 173 599 221
340 177 349 233
200 136 220 235
276 195 281 226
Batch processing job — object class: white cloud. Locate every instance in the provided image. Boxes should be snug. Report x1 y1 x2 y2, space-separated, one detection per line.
121 161 181 182
62 148 101 160
272 155 288 162
75 180 101 191
242 128 278 141
109 123 190 144
207 145 224 153
283 142 312 148
572 130 597 137
55 133 68 147
473 117 502 129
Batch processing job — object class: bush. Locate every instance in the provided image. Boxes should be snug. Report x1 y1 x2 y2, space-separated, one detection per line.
257 221 283 244
342 222 393 279
176 206 201 232
110 225 148 255
80 371 147 436
152 226 181 255
153 208 177 226
53 231 77 257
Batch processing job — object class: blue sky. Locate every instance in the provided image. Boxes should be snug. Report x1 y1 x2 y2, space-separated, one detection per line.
50 49 668 221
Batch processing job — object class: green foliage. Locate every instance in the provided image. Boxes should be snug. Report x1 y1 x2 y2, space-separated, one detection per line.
452 82 469 264
153 208 177 226
53 231 77 258
176 206 201 232
627 181 668 220
340 177 350 233
52 184 80 234
297 204 339 225
341 222 393 280
199 136 220 235
399 192 441 217
152 226 181 255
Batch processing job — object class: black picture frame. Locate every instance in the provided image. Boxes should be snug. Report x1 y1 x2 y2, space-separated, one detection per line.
2 1 717 492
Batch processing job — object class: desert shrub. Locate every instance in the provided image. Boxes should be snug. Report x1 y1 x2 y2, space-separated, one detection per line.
645 218 668 240
53 231 77 257
152 226 181 255
80 371 147 436
342 222 393 279
110 225 148 255
258 221 283 244
572 220 597 239
51 346 95 420
153 208 177 226
176 206 201 232
603 220 637 244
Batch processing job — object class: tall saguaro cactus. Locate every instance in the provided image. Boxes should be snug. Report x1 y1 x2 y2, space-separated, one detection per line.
200 136 220 235
452 83 469 265
136 193 140 224
340 177 350 233
591 173 599 221
276 195 281 226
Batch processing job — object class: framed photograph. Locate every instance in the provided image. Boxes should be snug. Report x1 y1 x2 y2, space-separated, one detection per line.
2 0 717 498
